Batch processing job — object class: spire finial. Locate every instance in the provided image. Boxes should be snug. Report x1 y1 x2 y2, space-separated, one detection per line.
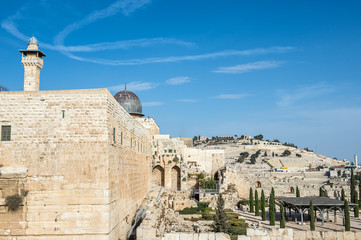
125 83 127 91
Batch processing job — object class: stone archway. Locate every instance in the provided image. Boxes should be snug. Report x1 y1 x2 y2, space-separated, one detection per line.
290 187 295 194
256 181 262 188
171 166 181 190
152 165 165 187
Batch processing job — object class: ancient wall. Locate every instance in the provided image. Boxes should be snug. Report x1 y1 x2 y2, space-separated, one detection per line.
225 168 330 199
0 89 152 239
238 228 361 240
184 148 224 176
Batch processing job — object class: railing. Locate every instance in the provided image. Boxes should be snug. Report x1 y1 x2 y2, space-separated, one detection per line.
192 188 220 195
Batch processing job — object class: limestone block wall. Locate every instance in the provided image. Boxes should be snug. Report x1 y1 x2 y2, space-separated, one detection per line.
106 93 152 239
238 228 361 240
0 89 153 239
225 168 328 199
184 148 224 175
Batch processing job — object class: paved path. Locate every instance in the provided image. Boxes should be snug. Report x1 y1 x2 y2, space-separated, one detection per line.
238 210 361 232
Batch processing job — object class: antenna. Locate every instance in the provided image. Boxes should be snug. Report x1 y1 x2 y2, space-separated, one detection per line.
125 83 127 91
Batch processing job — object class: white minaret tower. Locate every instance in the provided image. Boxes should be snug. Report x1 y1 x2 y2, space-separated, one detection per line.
19 35 46 91
355 154 358 167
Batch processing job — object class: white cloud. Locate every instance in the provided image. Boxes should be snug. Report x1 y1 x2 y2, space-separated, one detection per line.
2 1 294 66
61 48 294 65
178 99 198 103
277 83 334 107
53 0 152 46
166 76 191 85
108 81 157 92
214 94 249 99
143 101 163 106
212 61 285 74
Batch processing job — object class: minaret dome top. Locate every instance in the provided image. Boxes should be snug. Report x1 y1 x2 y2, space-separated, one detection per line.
28 35 39 46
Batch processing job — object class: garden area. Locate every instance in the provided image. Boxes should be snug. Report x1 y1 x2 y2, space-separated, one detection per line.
178 201 248 239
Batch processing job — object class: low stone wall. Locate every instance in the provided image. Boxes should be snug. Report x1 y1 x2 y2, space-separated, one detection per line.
238 228 361 240
162 233 230 240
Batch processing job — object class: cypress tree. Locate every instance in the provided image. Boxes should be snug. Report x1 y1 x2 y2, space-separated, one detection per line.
212 194 229 232
319 187 324 197
345 200 350 231
354 192 359 218
280 204 285 228
255 190 259 216
359 172 361 207
249 187 254 213
296 186 300 197
341 188 345 201
269 187 275 226
261 189 266 221
310 201 315 231
351 168 356 203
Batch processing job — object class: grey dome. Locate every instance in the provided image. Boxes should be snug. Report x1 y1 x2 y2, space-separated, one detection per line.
114 90 144 117
28 35 38 45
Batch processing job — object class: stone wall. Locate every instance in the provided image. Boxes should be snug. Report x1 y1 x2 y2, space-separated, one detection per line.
224 167 330 199
0 89 152 239
238 228 361 240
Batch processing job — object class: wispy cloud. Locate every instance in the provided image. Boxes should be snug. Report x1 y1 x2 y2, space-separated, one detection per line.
277 83 334 107
53 0 152 46
2 1 294 66
213 60 285 74
166 76 191 85
62 48 294 65
178 98 198 103
143 101 163 106
214 94 249 99
108 81 157 92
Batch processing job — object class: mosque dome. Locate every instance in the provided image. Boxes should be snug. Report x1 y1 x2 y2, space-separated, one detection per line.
114 88 144 117
28 35 38 45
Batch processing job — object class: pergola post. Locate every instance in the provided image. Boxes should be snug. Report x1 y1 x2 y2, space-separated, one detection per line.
295 210 298 223
315 209 317 223
334 209 337 223
341 209 345 226
300 209 304 225
327 209 329 221
320 209 324 226
284 206 287 222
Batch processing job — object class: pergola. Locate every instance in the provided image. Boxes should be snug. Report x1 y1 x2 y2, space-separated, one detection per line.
276 197 356 226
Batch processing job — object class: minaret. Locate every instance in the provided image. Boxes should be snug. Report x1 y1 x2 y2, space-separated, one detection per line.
355 154 358 167
19 35 46 91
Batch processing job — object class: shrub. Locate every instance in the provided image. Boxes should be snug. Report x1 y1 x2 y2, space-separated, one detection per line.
282 150 291 156
200 178 216 189
182 177 187 181
173 156 179 163
296 153 302 157
5 194 23 212
254 134 263 140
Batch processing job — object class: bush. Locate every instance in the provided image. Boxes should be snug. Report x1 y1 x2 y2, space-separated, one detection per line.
282 150 291 156
200 178 216 189
296 153 302 157
254 134 263 140
5 194 23 212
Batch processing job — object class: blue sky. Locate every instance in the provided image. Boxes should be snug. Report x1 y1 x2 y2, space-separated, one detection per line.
1 0 361 161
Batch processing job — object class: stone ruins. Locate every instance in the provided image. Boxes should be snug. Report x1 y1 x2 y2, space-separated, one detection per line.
0 37 360 239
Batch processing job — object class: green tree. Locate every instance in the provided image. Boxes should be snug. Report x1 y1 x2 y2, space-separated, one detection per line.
282 150 291 156
249 187 254 213
212 194 229 232
345 200 350 231
280 204 285 228
254 134 263 140
296 186 300 197
310 201 315 231
341 188 345 201
261 190 266 221
269 187 275 226
255 190 259 216
319 187 325 197
354 192 359 218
